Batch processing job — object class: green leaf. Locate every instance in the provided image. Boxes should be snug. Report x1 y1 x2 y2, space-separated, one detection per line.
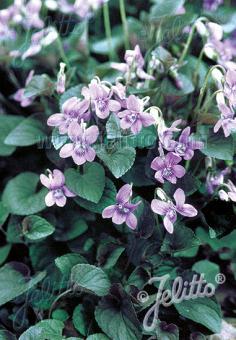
72 304 88 336
95 285 141 340
122 126 157 149
106 113 122 139
75 178 117 214
87 335 110 340
150 0 185 19
22 215 55 240
0 114 23 156
51 128 68 150
161 73 194 96
0 244 12 266
0 263 45 306
0 329 16 340
52 309 69 322
199 127 234 161
65 162 105 203
54 217 88 241
175 298 222 333
95 145 136 178
2 172 47 216
0 201 9 227
71 264 111 296
192 260 220 285
24 74 55 98
4 117 47 147
122 157 154 187
19 319 64 340
55 253 87 278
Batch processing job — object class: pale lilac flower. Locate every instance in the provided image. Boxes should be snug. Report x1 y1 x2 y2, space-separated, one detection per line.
203 0 223 11
47 97 90 134
224 69 236 107
214 104 236 137
225 180 236 202
59 121 99 165
206 168 230 194
118 95 155 134
111 45 154 81
13 70 35 107
57 0 106 18
158 119 182 151
151 152 186 184
171 127 204 160
23 0 44 29
102 184 141 230
151 188 197 233
40 169 75 207
56 62 66 94
22 27 58 60
82 79 121 119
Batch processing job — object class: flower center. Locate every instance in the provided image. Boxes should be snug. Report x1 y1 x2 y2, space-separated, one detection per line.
96 98 108 112
175 142 186 156
68 110 78 119
128 111 138 123
53 188 64 199
166 208 176 221
162 167 173 178
74 140 87 155
117 203 130 214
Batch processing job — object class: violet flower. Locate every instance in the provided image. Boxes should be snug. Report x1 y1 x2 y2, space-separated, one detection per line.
158 119 182 151
214 104 236 137
13 70 35 107
56 62 66 94
59 121 99 165
151 188 197 233
206 168 230 194
171 127 204 160
47 97 90 134
225 180 236 202
40 169 75 207
203 0 223 11
118 95 155 134
151 152 186 184
224 69 236 107
82 79 121 119
102 184 141 230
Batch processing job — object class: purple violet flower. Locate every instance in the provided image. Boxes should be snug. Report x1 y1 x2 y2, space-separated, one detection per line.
226 180 236 202
47 97 90 134
102 184 141 230
206 168 230 194
40 169 76 207
214 104 236 137
59 121 99 165
82 79 121 119
118 95 155 134
151 152 186 184
224 69 236 107
151 188 197 233
203 0 223 11
171 127 204 160
13 70 35 107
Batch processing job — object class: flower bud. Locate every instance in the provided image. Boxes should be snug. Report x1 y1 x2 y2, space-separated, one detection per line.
56 62 66 94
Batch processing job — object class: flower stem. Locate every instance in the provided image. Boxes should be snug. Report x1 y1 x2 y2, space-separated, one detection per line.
195 65 226 112
193 47 205 85
201 89 223 112
179 24 196 65
103 2 115 60
119 0 130 50
56 37 70 68
48 288 72 318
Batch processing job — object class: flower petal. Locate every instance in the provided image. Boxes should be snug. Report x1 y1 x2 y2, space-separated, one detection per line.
131 119 142 134
179 127 190 144
173 164 186 178
177 203 198 217
85 147 96 162
139 113 155 127
55 195 67 207
112 210 126 225
126 213 137 230
102 205 116 218
163 216 174 234
109 100 121 112
85 125 99 144
52 169 65 187
72 152 86 165
63 186 76 197
116 184 132 204
47 114 64 127
151 199 169 215
173 188 185 208
151 157 165 170
68 121 82 141
59 143 73 158
40 174 50 188
45 191 55 207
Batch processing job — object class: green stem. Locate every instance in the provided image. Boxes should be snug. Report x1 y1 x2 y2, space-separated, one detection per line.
195 65 225 112
103 2 114 60
201 89 223 112
119 0 129 50
179 24 196 64
48 288 72 318
193 47 205 85
56 37 70 68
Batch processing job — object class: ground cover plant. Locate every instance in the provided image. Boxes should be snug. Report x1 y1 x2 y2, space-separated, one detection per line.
0 0 236 339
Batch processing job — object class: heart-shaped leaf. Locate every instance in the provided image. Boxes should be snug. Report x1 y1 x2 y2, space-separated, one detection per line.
22 215 55 241
71 264 111 296
65 162 105 203
2 172 47 216
95 145 136 178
